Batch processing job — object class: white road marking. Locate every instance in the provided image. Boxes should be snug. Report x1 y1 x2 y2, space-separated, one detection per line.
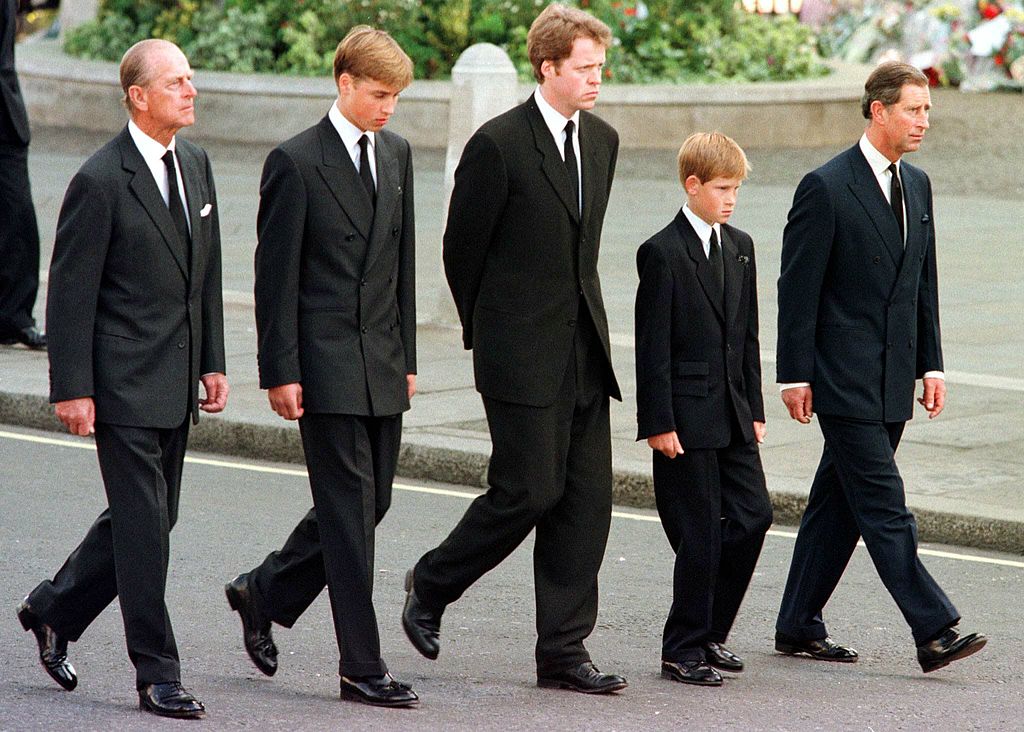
3 428 1023 569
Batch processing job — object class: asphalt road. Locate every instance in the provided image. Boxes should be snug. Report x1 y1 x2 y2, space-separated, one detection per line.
1 425 1022 731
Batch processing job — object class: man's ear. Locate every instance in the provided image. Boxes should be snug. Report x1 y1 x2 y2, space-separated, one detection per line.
128 85 147 112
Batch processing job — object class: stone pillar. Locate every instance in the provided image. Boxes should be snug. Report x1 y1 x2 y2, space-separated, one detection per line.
58 0 99 39
432 43 518 326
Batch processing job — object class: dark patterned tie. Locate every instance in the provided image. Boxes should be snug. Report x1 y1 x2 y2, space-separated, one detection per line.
161 150 190 247
358 134 376 209
563 120 580 214
708 227 724 303
888 162 904 245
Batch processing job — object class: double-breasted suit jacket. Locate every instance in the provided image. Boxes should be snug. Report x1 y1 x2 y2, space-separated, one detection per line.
47 127 226 425
777 144 942 422
635 211 764 448
443 95 620 405
0 0 29 146
255 116 415 416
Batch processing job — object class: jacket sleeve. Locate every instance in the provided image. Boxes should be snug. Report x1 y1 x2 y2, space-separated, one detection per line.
254 146 307 389
634 240 676 440
441 131 508 349
199 149 226 376
45 170 112 403
398 138 417 374
915 173 943 376
776 171 834 384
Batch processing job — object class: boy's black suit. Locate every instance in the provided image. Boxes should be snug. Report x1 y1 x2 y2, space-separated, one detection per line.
635 210 772 663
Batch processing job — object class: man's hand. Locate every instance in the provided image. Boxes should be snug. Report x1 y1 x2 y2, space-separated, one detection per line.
268 382 303 420
407 373 417 401
781 386 813 424
753 421 767 444
918 377 946 419
647 431 684 458
199 373 229 413
55 397 95 436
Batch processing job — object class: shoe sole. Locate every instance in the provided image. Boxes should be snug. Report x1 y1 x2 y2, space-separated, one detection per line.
17 602 78 691
659 670 722 687
775 642 858 663
705 662 744 674
537 678 629 694
339 688 419 708
139 700 206 719
920 636 987 673
402 570 440 661
224 582 278 677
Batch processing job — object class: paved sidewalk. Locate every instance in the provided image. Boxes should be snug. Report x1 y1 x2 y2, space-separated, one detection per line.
2 88 1022 551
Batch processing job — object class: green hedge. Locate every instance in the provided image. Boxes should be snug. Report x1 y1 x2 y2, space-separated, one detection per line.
64 0 827 83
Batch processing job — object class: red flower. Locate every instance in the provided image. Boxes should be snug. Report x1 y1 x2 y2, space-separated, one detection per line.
923 66 941 86
624 6 637 16
995 53 1005 65
981 3 1002 19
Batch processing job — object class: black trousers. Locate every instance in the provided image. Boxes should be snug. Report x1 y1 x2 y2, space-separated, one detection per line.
248 412 401 677
776 415 959 645
0 142 41 335
653 434 772 663
27 420 189 687
414 317 613 675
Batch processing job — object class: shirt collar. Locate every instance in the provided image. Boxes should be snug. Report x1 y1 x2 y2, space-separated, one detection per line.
329 101 374 152
681 203 719 244
128 118 175 162
534 87 580 140
859 133 898 177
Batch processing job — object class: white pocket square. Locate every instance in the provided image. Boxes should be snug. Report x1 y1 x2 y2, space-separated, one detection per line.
200 203 213 217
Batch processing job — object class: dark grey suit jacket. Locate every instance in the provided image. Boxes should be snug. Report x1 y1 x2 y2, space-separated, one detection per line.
46 126 226 427
776 144 942 422
635 211 763 449
442 96 620 407
0 0 29 145
254 117 416 417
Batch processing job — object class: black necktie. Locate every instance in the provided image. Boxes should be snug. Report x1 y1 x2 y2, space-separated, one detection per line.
161 150 190 248
563 120 580 214
358 135 376 208
708 227 724 301
888 162 904 245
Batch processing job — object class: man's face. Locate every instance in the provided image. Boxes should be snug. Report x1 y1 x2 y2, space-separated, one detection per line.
337 74 402 132
875 83 931 157
135 45 196 135
685 175 743 226
540 37 606 118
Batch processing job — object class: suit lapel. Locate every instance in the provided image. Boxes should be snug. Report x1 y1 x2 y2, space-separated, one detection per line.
846 146 904 267
892 164 925 292
525 98 581 225
120 129 189 280
362 132 401 275
580 114 601 232
675 211 724 323
720 226 743 331
315 117 374 240
179 142 205 287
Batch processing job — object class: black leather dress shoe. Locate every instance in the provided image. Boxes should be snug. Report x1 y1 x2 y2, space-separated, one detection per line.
0 326 47 350
16 600 77 691
339 673 419 707
917 626 987 673
661 660 723 686
138 682 205 719
775 632 858 662
703 641 744 673
225 573 278 676
538 662 628 694
401 569 442 660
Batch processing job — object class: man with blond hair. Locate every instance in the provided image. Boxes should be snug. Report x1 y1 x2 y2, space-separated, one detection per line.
402 4 626 694
17 38 226 719
224 26 418 708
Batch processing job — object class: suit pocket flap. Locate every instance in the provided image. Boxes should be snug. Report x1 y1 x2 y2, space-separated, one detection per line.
674 361 709 377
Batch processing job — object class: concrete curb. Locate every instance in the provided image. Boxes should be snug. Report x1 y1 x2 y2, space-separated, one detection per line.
4 390 1022 555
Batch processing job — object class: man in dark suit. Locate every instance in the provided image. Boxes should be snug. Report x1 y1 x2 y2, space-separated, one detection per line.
401 4 626 694
16 40 226 717
635 132 772 686
224 26 418 708
775 61 985 673
0 0 45 349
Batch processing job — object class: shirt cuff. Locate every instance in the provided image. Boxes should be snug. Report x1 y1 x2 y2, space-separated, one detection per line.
779 382 811 391
922 371 944 380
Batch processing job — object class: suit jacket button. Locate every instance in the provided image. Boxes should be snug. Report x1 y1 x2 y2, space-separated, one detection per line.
568 319 576 326
361 326 368 334
177 341 185 349
392 227 399 236
873 255 881 264
360 279 367 287
345 234 355 242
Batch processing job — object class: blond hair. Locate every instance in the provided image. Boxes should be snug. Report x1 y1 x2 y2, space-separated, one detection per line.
677 132 750 185
333 25 413 89
527 4 612 84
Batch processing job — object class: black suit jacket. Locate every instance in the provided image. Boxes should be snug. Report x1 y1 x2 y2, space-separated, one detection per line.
635 211 764 449
47 126 226 427
442 96 620 407
0 0 29 145
254 117 416 417
776 144 942 423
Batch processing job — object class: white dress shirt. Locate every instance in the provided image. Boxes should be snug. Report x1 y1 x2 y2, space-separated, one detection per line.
680 203 720 259
328 101 376 188
128 119 190 234
534 87 582 212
